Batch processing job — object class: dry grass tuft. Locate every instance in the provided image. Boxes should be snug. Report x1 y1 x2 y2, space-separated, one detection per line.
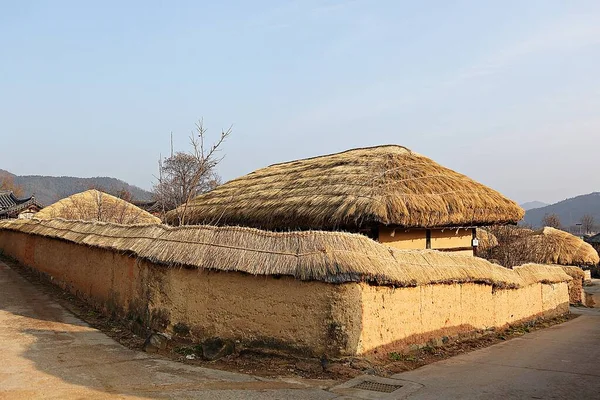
166 145 524 229
0 218 570 288
35 190 161 225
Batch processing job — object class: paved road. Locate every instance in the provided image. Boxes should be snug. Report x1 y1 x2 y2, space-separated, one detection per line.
584 278 600 306
0 260 338 400
392 307 600 399
3 257 600 400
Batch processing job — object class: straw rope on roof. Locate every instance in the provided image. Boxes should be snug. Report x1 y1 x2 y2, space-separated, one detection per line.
516 227 600 266
35 190 161 225
166 145 524 230
0 218 570 289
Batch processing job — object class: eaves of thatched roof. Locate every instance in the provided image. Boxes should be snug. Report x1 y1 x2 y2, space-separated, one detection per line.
166 145 524 230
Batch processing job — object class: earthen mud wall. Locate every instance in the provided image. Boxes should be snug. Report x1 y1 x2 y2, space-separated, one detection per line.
0 230 570 357
356 281 568 354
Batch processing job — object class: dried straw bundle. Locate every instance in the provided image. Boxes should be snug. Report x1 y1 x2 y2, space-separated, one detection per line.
166 145 524 229
0 219 569 288
35 190 161 225
476 228 499 252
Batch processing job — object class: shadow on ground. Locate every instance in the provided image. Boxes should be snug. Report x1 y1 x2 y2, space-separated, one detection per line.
0 260 336 400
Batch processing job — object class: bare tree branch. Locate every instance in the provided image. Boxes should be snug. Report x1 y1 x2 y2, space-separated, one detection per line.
153 118 232 224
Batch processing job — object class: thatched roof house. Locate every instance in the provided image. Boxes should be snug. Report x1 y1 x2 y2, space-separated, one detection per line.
517 227 599 266
35 190 161 225
166 145 523 255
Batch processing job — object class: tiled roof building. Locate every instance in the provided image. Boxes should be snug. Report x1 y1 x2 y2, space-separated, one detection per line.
0 191 44 219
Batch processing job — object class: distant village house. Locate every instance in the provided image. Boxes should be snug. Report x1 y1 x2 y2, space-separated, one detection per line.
0 191 44 220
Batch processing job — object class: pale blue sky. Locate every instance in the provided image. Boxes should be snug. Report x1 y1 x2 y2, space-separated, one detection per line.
1 1 599 204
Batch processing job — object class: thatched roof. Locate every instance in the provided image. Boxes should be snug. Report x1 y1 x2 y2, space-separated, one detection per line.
517 227 600 266
35 190 161 225
166 145 524 230
0 218 570 288
476 228 498 252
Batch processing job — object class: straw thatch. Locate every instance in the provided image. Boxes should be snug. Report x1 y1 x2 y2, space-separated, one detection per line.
517 227 600 266
512 263 576 285
476 228 498 252
165 145 524 230
0 218 569 289
35 190 161 225
559 265 586 281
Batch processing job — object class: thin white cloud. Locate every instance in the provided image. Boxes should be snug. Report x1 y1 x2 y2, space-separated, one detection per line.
447 14 600 86
244 0 363 31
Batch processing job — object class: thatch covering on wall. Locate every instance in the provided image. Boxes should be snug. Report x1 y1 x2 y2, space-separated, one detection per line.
559 265 586 281
512 263 576 285
518 227 600 266
165 145 524 229
0 219 569 289
35 190 161 225
476 228 498 252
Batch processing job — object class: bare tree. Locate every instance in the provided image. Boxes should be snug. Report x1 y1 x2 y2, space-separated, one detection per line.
154 119 231 224
480 225 534 268
0 175 24 197
580 214 595 234
542 213 562 229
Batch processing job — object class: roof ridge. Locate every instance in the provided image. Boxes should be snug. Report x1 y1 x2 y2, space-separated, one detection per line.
263 144 413 169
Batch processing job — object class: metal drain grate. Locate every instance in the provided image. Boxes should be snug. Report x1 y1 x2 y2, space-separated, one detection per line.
351 380 403 393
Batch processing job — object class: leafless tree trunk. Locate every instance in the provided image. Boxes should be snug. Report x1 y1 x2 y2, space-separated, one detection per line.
479 226 534 268
154 119 231 224
580 214 595 234
0 175 24 197
542 213 562 230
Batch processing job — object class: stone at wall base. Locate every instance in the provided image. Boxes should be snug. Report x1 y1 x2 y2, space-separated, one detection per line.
201 338 235 361
143 333 170 353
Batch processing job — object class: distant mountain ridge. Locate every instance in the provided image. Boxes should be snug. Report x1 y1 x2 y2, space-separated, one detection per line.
0 169 153 205
523 192 600 228
520 201 549 211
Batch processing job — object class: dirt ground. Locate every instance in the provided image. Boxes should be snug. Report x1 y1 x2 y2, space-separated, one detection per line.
3 255 577 382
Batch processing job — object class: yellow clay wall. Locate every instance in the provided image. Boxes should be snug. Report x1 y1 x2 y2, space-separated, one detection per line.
355 281 569 355
378 226 474 255
0 230 569 357
378 227 427 249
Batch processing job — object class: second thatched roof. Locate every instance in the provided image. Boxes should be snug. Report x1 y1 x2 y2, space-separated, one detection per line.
35 190 161 225
166 145 524 230
517 227 599 266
